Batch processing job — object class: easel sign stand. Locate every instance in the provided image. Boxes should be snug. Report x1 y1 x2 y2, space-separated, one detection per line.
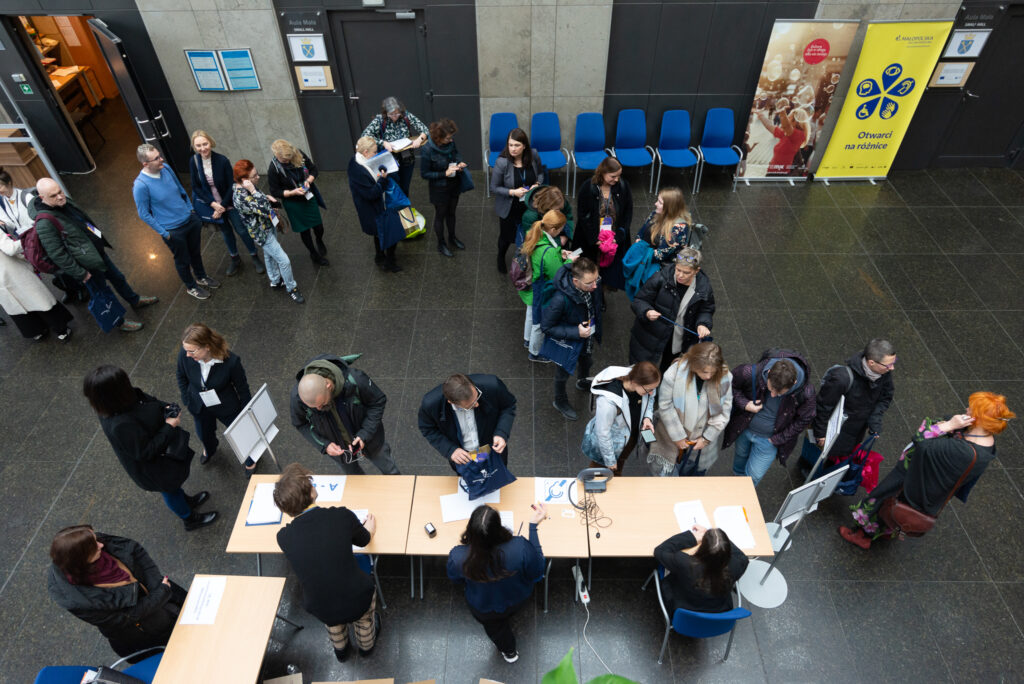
803 395 846 486
223 383 283 472
738 464 850 609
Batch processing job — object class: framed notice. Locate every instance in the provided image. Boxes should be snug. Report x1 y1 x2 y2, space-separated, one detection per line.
295 65 334 91
185 50 227 92
943 29 991 58
287 33 327 62
218 49 260 91
929 61 975 88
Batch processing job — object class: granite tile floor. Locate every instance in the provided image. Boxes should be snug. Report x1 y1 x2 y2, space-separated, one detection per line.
1 103 1023 683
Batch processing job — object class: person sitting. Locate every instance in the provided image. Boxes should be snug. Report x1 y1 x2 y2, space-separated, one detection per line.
418 373 517 470
274 463 380 661
653 525 749 614
47 525 187 657
583 361 660 474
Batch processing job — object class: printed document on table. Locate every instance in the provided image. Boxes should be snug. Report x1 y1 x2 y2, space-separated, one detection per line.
713 506 755 549
312 475 346 502
180 576 227 625
499 510 514 533
440 488 500 523
246 483 282 525
535 477 576 505
673 500 711 532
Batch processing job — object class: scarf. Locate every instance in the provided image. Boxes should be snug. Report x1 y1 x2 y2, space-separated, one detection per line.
578 287 595 355
862 358 881 381
671 279 698 354
69 550 131 586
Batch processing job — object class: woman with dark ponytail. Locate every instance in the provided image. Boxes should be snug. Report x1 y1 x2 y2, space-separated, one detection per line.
654 525 748 613
447 503 547 663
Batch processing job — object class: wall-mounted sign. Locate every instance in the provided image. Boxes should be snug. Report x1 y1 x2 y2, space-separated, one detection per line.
283 12 322 34
288 34 327 62
185 50 227 91
943 29 991 58
295 65 333 91
218 49 260 91
928 61 975 88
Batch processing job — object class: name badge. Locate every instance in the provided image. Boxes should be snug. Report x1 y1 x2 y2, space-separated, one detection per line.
304 191 315 201
85 223 102 239
270 210 280 227
601 216 613 229
199 389 221 407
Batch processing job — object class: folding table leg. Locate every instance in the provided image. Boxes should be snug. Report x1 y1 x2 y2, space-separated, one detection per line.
256 553 262 577
275 612 303 630
419 556 424 599
544 558 553 614
410 556 415 598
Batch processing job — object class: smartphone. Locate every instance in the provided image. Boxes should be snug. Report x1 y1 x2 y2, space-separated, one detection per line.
641 429 656 444
569 248 583 259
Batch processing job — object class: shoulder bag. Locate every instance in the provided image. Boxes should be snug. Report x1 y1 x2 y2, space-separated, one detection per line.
879 442 977 537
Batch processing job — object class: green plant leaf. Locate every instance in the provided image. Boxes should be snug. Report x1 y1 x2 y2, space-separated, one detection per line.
586 675 641 684
541 647 579 684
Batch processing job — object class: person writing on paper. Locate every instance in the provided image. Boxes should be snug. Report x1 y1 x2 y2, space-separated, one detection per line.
447 503 547 664
629 248 714 373
583 362 661 474
840 392 1014 550
418 373 517 470
291 354 401 475
653 525 748 613
360 96 429 198
176 323 255 476
349 136 398 272
47 524 187 658
274 463 381 662
84 365 218 531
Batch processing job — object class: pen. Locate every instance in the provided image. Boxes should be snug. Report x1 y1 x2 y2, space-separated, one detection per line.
742 507 749 522
516 522 524 536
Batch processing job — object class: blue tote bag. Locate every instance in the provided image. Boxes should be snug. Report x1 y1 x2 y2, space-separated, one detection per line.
456 447 517 500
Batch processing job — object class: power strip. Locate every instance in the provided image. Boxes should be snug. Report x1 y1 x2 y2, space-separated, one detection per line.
571 565 590 604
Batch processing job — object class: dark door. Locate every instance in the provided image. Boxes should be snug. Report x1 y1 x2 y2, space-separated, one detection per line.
331 11 432 139
88 18 173 163
934 6 1024 167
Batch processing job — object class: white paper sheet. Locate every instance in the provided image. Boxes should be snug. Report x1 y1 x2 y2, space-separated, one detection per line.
390 137 412 151
245 483 282 525
499 510 515 533
312 475 347 502
535 477 576 505
673 500 711 532
440 488 499 523
366 150 399 174
180 576 227 625
350 508 370 551
713 506 756 549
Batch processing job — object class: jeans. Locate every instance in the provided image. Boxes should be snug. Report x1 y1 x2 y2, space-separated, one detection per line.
468 598 526 655
87 252 140 308
161 488 191 519
328 439 401 475
261 233 297 291
524 306 543 355
553 352 592 403
217 208 258 257
163 214 207 288
731 430 778 486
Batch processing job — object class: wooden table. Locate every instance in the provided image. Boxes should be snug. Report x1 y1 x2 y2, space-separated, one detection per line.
227 474 416 575
406 476 590 608
152 575 285 684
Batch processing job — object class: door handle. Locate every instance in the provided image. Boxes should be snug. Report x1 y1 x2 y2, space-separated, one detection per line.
965 90 980 99
425 90 434 103
348 91 360 101
135 117 158 142
153 111 171 139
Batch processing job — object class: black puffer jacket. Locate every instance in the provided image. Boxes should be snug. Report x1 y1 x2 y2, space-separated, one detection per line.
47 533 186 657
812 352 895 459
628 264 714 364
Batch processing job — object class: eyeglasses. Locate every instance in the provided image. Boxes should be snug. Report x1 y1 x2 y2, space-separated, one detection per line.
675 254 699 266
573 276 601 288
872 356 898 370
147 154 164 163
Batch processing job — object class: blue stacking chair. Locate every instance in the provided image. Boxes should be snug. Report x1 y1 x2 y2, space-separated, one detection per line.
610 109 656 194
570 112 609 196
696 107 744 193
356 553 387 609
644 566 751 664
655 110 700 195
530 112 570 195
35 648 164 684
485 112 519 198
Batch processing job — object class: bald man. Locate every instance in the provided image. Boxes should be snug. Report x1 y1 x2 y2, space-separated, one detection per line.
290 354 400 475
30 178 157 332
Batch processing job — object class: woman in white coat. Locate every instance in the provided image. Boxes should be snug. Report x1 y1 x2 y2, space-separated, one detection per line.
0 225 73 341
582 361 661 474
648 342 732 476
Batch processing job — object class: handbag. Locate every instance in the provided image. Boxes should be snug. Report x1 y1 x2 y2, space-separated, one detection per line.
86 280 127 333
399 207 426 238
879 443 977 537
458 169 475 193
456 447 516 500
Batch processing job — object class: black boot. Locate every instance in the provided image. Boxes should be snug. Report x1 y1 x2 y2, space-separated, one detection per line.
552 398 578 421
438 242 454 257
450 235 466 250
226 254 241 277
183 510 219 531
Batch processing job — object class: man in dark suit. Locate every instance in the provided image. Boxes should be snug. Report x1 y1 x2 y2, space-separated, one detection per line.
418 373 517 469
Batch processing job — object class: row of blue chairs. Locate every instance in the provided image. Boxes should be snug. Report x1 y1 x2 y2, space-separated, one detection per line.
485 109 744 197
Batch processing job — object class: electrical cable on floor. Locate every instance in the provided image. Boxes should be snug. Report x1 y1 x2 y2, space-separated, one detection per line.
581 598 613 675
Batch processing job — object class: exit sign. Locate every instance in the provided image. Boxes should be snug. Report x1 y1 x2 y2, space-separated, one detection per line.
19 83 32 94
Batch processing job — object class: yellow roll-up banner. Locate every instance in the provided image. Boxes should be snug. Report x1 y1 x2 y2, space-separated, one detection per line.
816 21 952 179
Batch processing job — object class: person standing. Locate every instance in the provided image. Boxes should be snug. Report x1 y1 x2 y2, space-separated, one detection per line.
520 185 574 246
636 187 692 266
84 365 217 530
518 210 573 361
418 373 517 470
187 130 263 277
349 136 399 272
267 139 330 267
33 178 155 332
360 96 429 198
133 144 220 300
583 362 661 474
420 118 469 258
290 354 400 475
177 323 255 475
490 128 545 273
0 211 73 342
447 504 547 664
575 157 632 293
274 463 381 661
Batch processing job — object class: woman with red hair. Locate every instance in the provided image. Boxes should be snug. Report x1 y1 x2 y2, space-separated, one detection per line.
840 391 1015 549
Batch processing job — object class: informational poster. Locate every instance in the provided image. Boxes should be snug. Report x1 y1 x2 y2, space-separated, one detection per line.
185 50 227 92
816 21 953 180
218 49 260 91
288 33 327 62
739 20 860 179
929 61 975 88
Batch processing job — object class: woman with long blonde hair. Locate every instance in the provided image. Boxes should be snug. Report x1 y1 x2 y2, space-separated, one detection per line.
641 186 691 264
518 210 574 361
267 139 329 266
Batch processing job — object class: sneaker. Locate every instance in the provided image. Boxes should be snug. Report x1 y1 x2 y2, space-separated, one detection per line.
575 378 592 391
57 327 73 343
183 510 218 531
197 276 221 289
135 295 159 308
226 255 241 277
32 331 47 342
528 353 550 363
501 650 519 663
269 281 285 289
288 288 305 304
250 254 265 274
522 340 529 349
120 319 144 332
187 286 211 300
552 399 578 421
186 491 210 509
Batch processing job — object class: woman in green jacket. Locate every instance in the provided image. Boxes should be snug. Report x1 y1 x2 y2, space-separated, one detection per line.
521 186 574 245
520 210 575 362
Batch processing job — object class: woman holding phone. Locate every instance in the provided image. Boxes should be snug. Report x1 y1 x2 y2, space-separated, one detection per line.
582 361 661 474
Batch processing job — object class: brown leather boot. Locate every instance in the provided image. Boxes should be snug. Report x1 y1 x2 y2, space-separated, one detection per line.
838 525 871 550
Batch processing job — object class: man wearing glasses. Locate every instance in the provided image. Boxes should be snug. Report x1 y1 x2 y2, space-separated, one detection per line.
541 258 603 420
418 373 518 469
811 338 897 463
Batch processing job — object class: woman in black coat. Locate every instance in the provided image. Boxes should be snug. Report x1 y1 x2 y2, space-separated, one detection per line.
654 525 748 614
490 127 545 272
176 323 253 474
629 248 714 373
575 157 632 292
47 525 187 657
421 118 469 259
84 365 217 531
348 136 397 272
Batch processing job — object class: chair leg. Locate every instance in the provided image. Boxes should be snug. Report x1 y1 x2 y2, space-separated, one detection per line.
564 167 570 197
649 163 655 195
654 162 662 195
691 165 698 195
371 555 387 610
723 623 737 662
641 569 655 591
658 625 671 665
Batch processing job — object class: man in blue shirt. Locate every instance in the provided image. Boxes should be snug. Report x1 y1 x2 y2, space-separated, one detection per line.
132 145 219 300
